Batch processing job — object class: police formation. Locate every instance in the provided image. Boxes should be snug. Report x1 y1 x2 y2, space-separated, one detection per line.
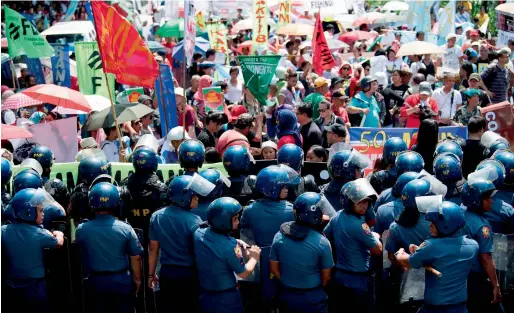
1 133 514 313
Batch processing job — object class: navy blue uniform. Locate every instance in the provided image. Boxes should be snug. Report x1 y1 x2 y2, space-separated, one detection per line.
322 182 377 223
324 211 379 313
149 205 202 312
76 215 143 313
194 227 246 313
409 235 479 313
2 222 59 312
191 201 210 221
386 215 431 252
483 198 514 234
374 199 404 234
496 189 514 206
373 188 394 212
42 205 66 231
270 228 334 313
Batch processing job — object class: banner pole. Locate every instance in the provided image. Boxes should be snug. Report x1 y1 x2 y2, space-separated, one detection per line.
9 59 19 90
182 11 188 139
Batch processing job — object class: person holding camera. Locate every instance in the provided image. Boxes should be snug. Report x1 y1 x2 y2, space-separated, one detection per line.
400 82 439 128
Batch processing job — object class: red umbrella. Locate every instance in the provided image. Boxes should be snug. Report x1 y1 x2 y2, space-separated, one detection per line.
22 84 92 113
340 31 375 44
1 93 44 111
1 124 33 140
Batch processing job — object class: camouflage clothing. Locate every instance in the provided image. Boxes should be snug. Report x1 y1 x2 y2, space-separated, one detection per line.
452 105 481 125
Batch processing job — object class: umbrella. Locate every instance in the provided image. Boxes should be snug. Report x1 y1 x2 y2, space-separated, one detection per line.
381 1 409 11
1 93 44 111
233 18 276 33
299 39 349 51
340 31 376 43
53 95 111 115
352 12 387 26
156 19 207 38
22 84 92 113
275 24 314 36
85 102 154 130
146 41 166 52
396 41 446 57
1 38 7 49
172 37 210 61
1 124 33 140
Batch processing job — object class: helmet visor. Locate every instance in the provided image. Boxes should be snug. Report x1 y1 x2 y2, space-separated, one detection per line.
134 134 159 153
20 158 43 176
215 169 232 188
269 164 301 184
28 188 64 211
328 142 353 162
345 149 371 170
415 195 443 214
468 167 499 185
316 194 337 218
480 131 507 148
345 178 378 204
187 173 216 197
421 175 447 197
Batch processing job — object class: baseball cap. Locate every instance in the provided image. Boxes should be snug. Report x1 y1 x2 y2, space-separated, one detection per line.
174 87 186 98
262 141 278 151
498 47 512 56
198 61 216 68
469 30 479 37
419 82 433 96
235 113 254 129
167 126 191 141
469 73 481 81
330 77 344 88
332 88 348 99
326 124 347 138
446 33 457 41
314 77 330 88
229 105 248 121
464 88 481 97
80 137 98 149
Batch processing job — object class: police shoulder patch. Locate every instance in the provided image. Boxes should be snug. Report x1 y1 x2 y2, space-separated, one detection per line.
481 226 490 239
361 223 371 235
234 245 243 259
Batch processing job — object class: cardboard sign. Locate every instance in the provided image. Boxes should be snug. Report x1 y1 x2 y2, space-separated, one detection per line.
310 0 334 9
203 86 224 112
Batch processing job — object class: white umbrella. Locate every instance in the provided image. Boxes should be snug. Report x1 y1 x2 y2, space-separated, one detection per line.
396 41 446 57
52 95 111 115
233 17 276 32
299 39 349 51
381 1 409 12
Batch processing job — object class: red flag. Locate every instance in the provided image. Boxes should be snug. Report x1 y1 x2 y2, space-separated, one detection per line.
312 11 335 75
91 1 158 88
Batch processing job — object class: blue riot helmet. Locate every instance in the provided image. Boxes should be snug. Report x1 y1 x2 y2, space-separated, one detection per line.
294 192 324 226
341 178 378 212
44 178 70 209
487 140 510 157
481 131 510 158
223 145 252 177
328 149 371 180
132 147 159 173
169 173 216 208
401 179 432 210
1 157 12 184
418 195 465 236
395 151 424 175
78 157 111 186
461 167 498 212
199 168 230 199
11 188 46 223
476 159 506 189
89 182 120 211
434 140 463 162
256 165 293 200
383 137 408 165
493 149 514 186
178 139 205 169
207 197 243 232
29 145 54 170
434 153 463 183
391 172 419 198
277 144 304 172
13 169 43 193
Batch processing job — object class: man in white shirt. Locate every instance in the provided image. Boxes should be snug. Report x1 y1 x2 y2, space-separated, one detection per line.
431 72 462 126
100 126 124 162
438 33 463 71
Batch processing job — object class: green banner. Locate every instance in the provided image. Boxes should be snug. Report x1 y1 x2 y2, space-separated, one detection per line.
238 55 281 106
75 42 115 101
4 5 54 58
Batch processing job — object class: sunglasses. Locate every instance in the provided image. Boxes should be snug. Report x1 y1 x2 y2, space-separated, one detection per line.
342 67 351 70
133 120 142 124
364 68 371 71
318 108 328 112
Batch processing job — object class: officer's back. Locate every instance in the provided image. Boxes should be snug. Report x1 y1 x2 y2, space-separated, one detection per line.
483 198 514 234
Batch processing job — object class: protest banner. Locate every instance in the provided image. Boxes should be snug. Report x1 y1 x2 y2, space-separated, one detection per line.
23 56 46 85
207 22 229 54
252 0 268 55
406 1 432 34
310 0 334 9
312 11 335 75
278 0 291 27
238 55 281 105
349 126 468 173
63 0 79 21
437 0 456 45
154 64 178 137
203 87 224 112
117 87 145 103
50 44 71 88
4 5 54 58
184 0 196 67
196 11 206 30
480 102 514 147
91 1 158 88
75 42 115 100
26 117 79 162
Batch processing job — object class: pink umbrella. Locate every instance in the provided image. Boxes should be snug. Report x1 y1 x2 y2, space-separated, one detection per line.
340 31 375 44
22 84 92 113
1 124 33 140
1 93 44 111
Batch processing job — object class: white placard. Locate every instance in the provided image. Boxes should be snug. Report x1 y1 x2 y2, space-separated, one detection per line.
311 0 334 9
497 30 514 48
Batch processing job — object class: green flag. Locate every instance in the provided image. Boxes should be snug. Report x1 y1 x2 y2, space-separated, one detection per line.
75 42 115 101
238 55 281 105
4 5 54 58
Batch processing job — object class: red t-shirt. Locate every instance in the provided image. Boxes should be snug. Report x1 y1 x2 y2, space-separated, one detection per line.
334 107 349 124
400 94 439 128
277 134 303 150
178 104 195 129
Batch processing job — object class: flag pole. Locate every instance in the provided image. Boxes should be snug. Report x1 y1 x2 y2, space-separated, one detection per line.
182 11 188 140
90 1 125 162
9 59 19 90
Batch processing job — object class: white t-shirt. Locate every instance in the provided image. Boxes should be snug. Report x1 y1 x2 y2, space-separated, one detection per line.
385 58 405 77
432 88 463 119
100 140 119 162
440 44 463 71
225 80 243 103
410 61 426 76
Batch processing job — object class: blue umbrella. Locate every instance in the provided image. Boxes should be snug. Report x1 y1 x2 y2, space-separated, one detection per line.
172 37 210 61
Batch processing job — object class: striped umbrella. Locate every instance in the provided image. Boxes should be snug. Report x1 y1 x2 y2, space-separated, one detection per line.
1 92 44 111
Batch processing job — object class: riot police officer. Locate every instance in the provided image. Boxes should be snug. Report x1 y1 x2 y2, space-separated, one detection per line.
476 159 514 234
374 171 418 234
394 199 479 313
43 178 70 210
222 145 257 206
148 174 214 313
193 169 229 221
194 197 262 313
2 188 64 312
178 139 205 175
493 149 514 206
277 144 318 202
434 139 464 162
369 137 408 194
270 192 334 313
434 152 464 205
240 165 295 247
1 157 12 211
29 145 54 184
460 169 503 313
76 182 143 313
13 168 44 193
323 178 382 313
70 157 111 222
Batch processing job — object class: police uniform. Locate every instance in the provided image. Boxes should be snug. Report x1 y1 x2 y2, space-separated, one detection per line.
496 189 514 206
483 198 514 234
191 200 210 221
386 215 431 252
42 204 66 231
369 167 398 195
321 181 376 224
373 188 394 211
285 176 319 203
76 214 143 313
374 199 404 235
222 175 256 207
